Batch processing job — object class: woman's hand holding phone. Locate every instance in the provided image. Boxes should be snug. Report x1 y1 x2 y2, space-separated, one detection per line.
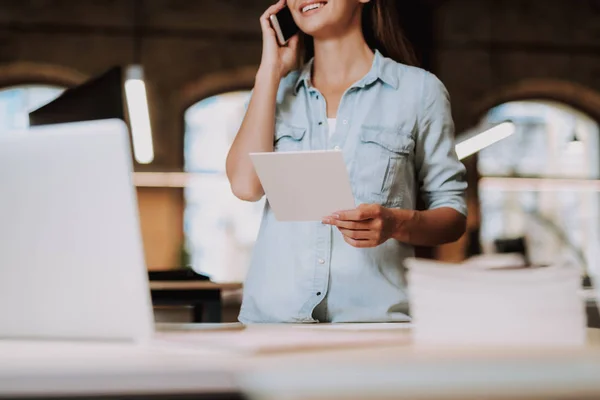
258 0 299 80
226 1 298 202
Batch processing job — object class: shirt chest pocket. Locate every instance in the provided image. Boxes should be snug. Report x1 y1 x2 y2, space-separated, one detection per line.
355 126 415 207
274 121 306 152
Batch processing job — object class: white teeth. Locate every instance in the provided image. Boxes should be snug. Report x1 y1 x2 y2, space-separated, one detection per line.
302 2 325 13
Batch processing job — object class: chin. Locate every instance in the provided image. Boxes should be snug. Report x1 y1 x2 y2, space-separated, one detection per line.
292 1 339 38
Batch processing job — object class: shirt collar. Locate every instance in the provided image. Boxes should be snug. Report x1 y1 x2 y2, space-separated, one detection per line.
294 58 314 94
294 49 399 94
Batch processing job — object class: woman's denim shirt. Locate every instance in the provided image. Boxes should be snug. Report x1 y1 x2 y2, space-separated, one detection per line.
239 50 467 323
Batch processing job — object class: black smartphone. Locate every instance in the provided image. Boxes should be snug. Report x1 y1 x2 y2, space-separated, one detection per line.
269 6 299 46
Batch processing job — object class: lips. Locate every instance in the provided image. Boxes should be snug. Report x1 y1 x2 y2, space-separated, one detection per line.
299 1 327 14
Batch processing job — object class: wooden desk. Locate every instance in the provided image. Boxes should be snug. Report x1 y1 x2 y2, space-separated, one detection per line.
1 325 599 400
149 281 242 323
242 335 600 400
149 282 243 291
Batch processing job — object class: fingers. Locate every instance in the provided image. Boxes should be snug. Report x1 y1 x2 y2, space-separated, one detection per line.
287 33 300 49
323 218 369 230
342 235 377 248
261 0 287 19
338 225 383 242
338 227 372 240
332 204 381 222
259 14 275 39
322 204 387 248
331 209 367 221
260 0 287 36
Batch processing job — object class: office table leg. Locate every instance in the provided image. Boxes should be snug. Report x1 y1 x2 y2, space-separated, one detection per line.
151 288 222 323
192 300 221 323
588 301 600 328
202 299 222 323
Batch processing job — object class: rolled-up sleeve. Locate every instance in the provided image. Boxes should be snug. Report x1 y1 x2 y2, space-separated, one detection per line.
415 73 468 216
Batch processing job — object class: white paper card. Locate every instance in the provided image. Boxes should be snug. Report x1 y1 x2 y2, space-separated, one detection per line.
250 150 355 221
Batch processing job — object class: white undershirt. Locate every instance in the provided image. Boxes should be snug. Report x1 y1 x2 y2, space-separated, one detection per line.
327 118 337 138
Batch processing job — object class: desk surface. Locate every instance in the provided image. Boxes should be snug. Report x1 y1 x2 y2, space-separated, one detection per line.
1 325 599 400
149 281 243 290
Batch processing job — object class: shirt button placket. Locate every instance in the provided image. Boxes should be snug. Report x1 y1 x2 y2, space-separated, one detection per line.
314 223 330 309
308 89 331 315
314 90 327 147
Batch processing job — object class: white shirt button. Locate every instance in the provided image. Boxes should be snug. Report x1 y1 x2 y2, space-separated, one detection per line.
342 119 348 125
334 146 341 151
318 258 325 264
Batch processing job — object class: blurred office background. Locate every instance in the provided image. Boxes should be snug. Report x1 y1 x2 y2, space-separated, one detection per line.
0 0 599 319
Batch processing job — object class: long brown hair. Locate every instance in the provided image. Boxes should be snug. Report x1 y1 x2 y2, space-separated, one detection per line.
296 0 418 67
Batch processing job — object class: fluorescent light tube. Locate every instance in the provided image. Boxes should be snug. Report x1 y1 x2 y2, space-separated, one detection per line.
456 121 516 160
124 66 154 164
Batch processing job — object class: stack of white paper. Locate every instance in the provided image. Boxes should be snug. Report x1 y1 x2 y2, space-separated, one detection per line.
405 256 587 347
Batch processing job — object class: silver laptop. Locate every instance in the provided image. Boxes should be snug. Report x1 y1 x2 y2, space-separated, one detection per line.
0 119 240 342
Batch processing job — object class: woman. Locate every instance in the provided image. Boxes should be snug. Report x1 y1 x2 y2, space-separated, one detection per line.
226 0 467 323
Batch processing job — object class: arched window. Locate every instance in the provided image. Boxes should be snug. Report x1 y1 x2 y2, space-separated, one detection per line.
477 100 600 275
0 85 65 134
183 90 264 282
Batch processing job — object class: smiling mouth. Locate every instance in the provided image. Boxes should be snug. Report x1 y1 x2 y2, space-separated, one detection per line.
301 2 327 13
